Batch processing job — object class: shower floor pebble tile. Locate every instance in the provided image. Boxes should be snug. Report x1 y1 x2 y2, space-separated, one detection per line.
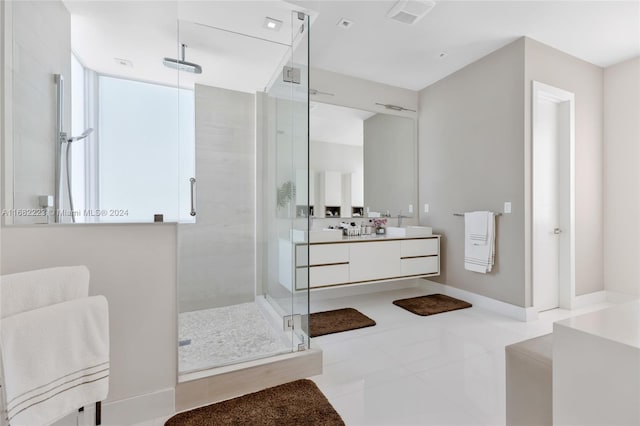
178 302 291 373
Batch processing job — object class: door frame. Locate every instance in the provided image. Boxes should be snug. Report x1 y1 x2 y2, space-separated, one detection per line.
531 81 576 310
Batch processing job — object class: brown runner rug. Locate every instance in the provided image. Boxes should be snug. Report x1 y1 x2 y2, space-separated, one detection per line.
393 294 472 316
310 307 376 337
165 379 344 426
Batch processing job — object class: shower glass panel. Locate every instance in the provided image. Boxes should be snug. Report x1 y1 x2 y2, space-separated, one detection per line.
259 12 311 350
176 9 310 375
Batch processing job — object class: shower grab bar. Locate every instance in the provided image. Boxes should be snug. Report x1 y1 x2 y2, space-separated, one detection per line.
190 177 196 216
54 74 64 223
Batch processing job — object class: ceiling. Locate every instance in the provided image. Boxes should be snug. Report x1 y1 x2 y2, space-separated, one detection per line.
62 1 639 93
292 0 640 90
63 1 304 92
310 102 375 146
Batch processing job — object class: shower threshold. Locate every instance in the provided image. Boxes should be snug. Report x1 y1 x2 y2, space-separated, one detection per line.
176 346 322 413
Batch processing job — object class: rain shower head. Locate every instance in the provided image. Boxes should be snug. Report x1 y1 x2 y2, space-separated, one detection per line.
67 128 94 143
163 44 202 74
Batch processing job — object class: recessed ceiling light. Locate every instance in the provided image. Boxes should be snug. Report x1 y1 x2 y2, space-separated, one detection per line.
264 17 282 31
114 58 133 68
336 18 354 29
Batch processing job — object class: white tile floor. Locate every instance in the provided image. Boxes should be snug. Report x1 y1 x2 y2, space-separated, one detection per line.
135 287 613 426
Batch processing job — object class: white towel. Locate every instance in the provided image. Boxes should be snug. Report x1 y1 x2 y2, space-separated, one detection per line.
464 211 495 273
0 296 109 426
1 266 89 319
467 212 488 243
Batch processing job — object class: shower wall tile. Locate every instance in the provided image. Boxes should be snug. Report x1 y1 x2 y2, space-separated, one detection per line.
178 84 256 312
9 0 71 224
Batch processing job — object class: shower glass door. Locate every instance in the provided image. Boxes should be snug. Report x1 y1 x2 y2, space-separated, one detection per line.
176 8 310 376
260 11 311 352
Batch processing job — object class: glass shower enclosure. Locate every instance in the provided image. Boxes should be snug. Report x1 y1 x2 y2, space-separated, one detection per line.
176 9 310 375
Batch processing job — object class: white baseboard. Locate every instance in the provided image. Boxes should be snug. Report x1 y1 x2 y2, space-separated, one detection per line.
310 278 420 301
102 388 175 425
51 388 175 426
606 290 640 304
572 290 608 309
418 280 538 322
573 290 639 308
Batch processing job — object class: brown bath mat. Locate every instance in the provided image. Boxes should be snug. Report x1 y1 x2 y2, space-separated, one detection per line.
310 307 376 337
165 379 344 426
393 294 472 316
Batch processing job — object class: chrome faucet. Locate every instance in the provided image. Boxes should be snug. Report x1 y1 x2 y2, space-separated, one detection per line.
397 211 410 227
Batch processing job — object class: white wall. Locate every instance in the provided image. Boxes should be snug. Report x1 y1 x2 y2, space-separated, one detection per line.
0 224 177 404
603 57 640 297
419 37 607 308
178 84 256 313
310 68 418 116
524 38 604 298
419 38 527 307
4 0 71 224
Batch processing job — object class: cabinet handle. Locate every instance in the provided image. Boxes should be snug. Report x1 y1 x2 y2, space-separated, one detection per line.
553 228 562 234
190 177 196 217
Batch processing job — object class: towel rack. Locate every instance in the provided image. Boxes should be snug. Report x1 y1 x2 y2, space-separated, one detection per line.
453 212 502 217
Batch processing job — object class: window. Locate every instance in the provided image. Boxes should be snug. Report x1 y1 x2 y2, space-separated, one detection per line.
97 76 194 223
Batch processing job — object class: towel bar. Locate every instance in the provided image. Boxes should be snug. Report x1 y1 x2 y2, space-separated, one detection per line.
453 212 502 217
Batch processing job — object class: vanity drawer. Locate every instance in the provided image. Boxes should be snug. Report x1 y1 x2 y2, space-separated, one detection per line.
349 241 401 282
401 238 438 257
310 264 349 287
297 243 349 267
311 244 350 265
295 264 349 289
401 256 439 276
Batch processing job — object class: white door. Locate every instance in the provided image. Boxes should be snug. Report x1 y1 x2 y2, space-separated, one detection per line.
532 82 575 312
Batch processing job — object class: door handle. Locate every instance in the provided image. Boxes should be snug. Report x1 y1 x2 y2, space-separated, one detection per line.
553 228 562 234
190 177 196 217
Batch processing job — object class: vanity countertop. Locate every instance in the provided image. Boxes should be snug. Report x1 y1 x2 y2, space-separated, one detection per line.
294 233 440 244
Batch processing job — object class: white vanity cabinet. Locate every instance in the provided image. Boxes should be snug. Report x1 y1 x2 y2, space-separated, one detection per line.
400 239 439 276
295 243 350 289
294 235 440 290
349 240 401 282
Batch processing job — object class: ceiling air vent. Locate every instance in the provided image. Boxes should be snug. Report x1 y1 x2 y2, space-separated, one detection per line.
387 0 436 25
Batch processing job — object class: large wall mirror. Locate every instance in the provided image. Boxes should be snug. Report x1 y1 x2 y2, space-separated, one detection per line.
309 102 416 219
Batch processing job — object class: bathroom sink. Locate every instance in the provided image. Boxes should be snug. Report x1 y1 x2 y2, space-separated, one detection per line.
292 229 343 243
386 226 433 237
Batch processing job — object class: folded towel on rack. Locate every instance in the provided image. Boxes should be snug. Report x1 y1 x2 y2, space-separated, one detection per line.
467 211 489 243
0 296 109 426
1 266 89 319
464 211 495 273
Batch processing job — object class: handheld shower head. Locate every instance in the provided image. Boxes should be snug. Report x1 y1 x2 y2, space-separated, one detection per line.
67 128 94 143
